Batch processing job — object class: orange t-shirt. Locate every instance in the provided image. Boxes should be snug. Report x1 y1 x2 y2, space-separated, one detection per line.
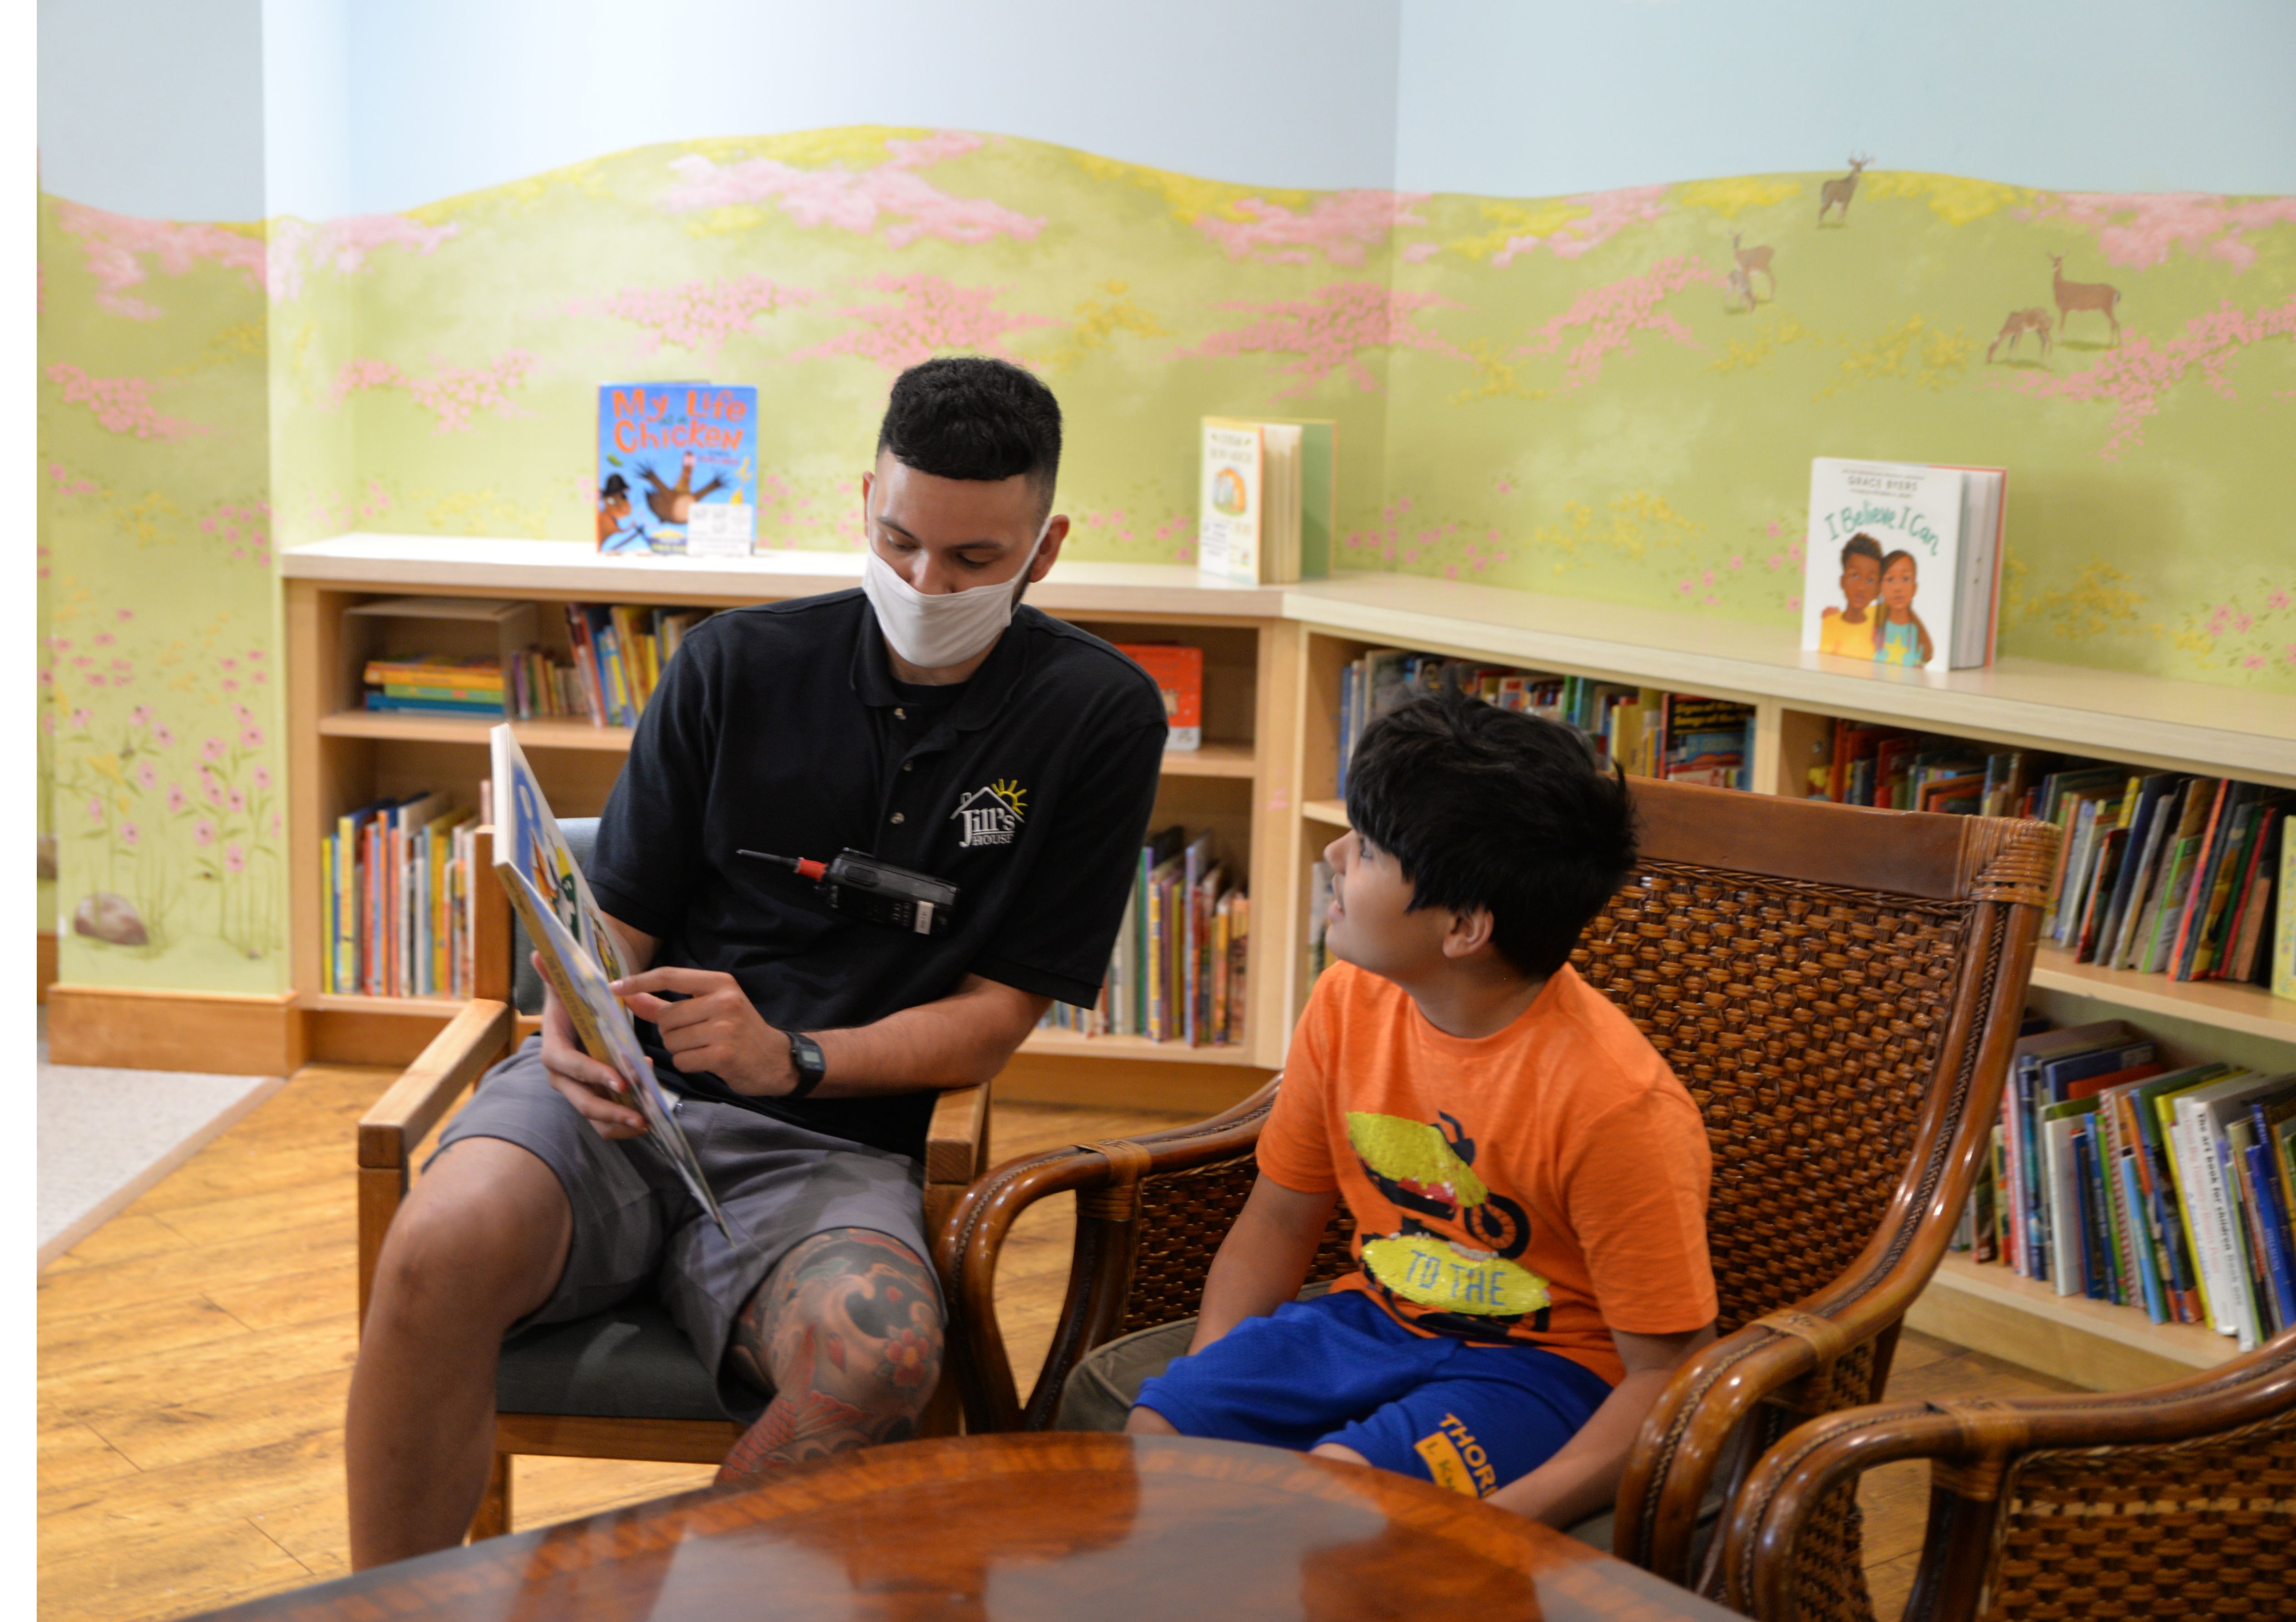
1259 959 1716 1386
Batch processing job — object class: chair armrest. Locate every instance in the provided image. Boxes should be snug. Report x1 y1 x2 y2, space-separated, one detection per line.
934 1083 1279 1434
1719 1330 2296 1622
357 1000 516 1172
356 999 514 1324
923 1083 990 1194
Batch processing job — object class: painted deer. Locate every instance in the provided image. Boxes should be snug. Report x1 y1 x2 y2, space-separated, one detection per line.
2049 254 2122 346
1726 266 1760 312
1819 155 1871 224
1986 308 2054 362
1731 233 1776 299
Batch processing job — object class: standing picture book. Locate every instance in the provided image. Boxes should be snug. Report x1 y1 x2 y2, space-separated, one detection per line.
597 384 759 557
1197 416 1336 584
490 724 632 984
489 724 730 1239
1801 457 2006 670
1114 643 1204 751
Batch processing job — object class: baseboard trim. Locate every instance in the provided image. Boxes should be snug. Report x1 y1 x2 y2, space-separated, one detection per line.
37 933 57 1004
45 985 306 1076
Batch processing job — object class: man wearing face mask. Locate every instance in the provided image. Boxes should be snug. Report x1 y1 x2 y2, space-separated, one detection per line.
346 358 1169 1566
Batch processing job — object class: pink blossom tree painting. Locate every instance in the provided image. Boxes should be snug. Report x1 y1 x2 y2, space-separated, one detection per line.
661 131 1042 247
791 275 1055 372
1183 282 1469 396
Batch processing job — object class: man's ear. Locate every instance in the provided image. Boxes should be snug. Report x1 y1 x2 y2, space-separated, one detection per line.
1441 906 1496 961
1029 514 1069 583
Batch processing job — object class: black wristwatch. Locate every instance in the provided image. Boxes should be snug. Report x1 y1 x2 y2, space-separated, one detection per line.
785 1030 827 1098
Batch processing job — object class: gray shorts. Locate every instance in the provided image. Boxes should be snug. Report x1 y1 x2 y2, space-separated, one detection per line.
431 1037 934 1420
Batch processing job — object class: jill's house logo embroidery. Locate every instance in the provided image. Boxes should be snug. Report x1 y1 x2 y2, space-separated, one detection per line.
952 779 1027 848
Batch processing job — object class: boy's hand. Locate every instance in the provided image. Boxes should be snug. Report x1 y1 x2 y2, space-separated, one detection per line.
536 959 646 1139
1485 1321 1716 1527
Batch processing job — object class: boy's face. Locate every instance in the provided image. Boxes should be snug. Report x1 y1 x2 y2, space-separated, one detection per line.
1321 829 1456 982
1881 556 1916 611
1840 552 1880 611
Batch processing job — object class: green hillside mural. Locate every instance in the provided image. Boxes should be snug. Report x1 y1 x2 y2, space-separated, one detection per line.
36 128 2296 989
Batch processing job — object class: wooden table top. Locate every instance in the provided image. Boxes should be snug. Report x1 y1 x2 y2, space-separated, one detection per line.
202 1434 1735 1621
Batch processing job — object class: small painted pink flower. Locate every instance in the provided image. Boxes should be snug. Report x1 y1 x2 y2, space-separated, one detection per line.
153 723 174 747
72 707 92 728
119 821 139 849
116 608 133 621
240 724 264 749
224 842 244 875
129 704 151 726
135 762 157 789
2270 590 2291 611
201 737 225 762
194 818 216 847
168 785 188 814
253 765 271 790
228 789 246 813
86 796 105 825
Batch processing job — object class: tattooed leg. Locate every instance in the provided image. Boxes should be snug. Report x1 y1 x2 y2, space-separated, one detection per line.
716 1227 944 1484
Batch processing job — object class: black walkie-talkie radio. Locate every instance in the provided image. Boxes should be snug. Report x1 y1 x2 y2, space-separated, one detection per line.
738 848 957 936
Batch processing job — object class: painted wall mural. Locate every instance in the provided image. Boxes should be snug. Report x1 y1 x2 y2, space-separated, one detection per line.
36 128 2296 989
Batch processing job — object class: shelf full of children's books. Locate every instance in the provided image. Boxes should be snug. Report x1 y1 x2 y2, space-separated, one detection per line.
2029 944 2296 1046
1019 1028 1267 1068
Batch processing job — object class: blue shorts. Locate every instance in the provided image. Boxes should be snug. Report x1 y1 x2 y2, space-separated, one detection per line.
1133 1289 1613 1498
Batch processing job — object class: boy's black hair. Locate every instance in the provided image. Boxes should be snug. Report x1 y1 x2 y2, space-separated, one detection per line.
1840 531 1884 570
1345 696 1638 978
876 357 1062 514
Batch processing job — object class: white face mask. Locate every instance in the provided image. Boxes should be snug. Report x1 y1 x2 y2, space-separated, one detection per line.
861 511 1050 672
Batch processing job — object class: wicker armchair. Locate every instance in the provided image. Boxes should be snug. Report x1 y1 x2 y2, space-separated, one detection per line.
1720 1328 2296 1622
937 778 2055 1617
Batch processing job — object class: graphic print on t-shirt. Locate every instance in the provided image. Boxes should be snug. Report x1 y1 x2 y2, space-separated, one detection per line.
1346 1110 1552 1336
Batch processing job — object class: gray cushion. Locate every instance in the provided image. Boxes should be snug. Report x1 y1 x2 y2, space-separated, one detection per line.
1056 1292 1718 1556
510 817 601 1016
495 1296 725 1421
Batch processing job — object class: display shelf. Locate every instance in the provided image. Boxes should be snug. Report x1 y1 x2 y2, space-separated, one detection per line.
319 708 1259 778
319 711 635 752
1906 1252 2242 1390
1278 573 2296 789
2028 943 2296 1045
1302 799 1349 827
309 991 462 1015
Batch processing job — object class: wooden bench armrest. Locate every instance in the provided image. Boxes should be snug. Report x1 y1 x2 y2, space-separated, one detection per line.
356 999 514 1324
923 1082 990 1196
357 1000 516 1172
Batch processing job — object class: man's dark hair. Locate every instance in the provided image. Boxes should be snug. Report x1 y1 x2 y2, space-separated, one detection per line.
876 357 1062 514
1840 531 1884 570
1345 697 1638 978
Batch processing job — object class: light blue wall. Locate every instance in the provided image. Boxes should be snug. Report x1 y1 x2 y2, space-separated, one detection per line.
263 0 352 220
38 0 267 218
36 0 2296 221
1395 0 2296 198
336 0 1403 216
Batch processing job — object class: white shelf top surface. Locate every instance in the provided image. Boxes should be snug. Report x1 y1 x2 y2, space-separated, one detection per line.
287 533 2296 781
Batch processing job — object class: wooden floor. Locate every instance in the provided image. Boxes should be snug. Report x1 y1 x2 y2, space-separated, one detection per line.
38 1062 2074 1622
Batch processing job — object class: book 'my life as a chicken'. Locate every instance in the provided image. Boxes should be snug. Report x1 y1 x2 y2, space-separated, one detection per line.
596 384 759 557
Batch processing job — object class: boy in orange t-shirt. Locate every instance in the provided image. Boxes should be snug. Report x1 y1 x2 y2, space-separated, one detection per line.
1128 697 1716 1525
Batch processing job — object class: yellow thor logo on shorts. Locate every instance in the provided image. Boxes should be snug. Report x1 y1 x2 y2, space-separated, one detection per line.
1413 1413 1498 1498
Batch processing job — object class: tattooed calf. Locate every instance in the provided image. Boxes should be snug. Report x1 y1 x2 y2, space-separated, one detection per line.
717 1228 943 1483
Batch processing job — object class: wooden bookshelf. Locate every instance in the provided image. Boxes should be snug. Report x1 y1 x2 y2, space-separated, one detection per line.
284 533 2296 1386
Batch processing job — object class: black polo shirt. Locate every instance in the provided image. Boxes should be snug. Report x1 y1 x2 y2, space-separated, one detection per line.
587 589 1168 1160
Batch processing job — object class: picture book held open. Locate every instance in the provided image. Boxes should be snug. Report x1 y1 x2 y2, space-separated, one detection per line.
490 724 731 1239
1801 457 2006 671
